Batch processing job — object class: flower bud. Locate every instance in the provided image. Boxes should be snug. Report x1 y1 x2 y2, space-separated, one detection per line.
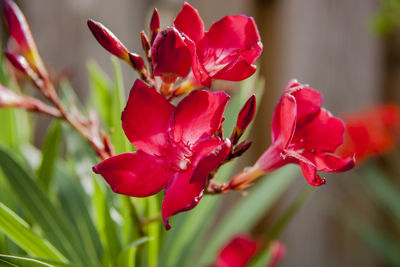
150 8 160 44
140 31 151 55
128 52 145 71
4 50 41 86
232 140 252 158
151 28 192 84
87 19 129 62
2 0 46 76
231 95 256 145
267 241 286 267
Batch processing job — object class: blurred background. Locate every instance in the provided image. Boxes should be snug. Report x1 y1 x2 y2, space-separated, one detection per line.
1 0 399 266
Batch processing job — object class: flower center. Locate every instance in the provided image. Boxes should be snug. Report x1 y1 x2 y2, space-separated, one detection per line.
163 140 193 172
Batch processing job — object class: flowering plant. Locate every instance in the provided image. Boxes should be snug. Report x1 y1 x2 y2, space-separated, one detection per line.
0 1 358 266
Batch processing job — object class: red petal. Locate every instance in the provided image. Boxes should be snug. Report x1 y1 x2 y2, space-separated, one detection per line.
121 79 174 155
174 2 205 44
315 153 355 172
161 137 231 229
299 161 326 186
213 235 258 267
212 56 257 82
202 15 262 65
173 90 229 144
92 150 171 197
190 138 231 184
290 87 323 126
151 27 192 83
271 93 297 147
294 108 345 153
161 170 204 230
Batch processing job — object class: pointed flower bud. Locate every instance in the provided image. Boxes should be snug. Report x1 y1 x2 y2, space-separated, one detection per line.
140 31 151 55
231 95 256 145
232 140 252 158
267 241 286 267
3 0 35 57
150 8 160 44
151 27 192 84
128 52 145 71
87 19 129 62
2 0 46 76
4 50 41 86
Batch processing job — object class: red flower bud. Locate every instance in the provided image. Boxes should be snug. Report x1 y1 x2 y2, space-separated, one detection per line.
3 0 35 56
87 19 129 61
231 95 256 145
267 241 286 267
2 0 46 76
150 8 160 44
4 50 41 85
128 52 145 71
140 31 151 55
151 28 192 84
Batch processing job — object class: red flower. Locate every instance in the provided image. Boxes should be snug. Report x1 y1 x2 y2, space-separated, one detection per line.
337 104 400 163
151 2 262 88
231 80 354 188
93 79 231 229
211 235 258 267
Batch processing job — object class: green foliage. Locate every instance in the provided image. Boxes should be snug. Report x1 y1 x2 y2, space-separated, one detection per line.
37 121 62 191
0 203 66 262
370 0 400 35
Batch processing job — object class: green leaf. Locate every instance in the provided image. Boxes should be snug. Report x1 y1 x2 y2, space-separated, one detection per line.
37 121 62 190
110 56 131 154
0 203 67 262
87 60 113 127
55 166 103 265
146 196 160 267
92 176 122 267
0 254 54 267
0 147 88 266
117 237 152 267
196 166 297 266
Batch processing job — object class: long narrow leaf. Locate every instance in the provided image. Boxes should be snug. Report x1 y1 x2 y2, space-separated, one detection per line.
0 203 66 262
0 254 73 267
93 177 122 267
0 147 88 266
55 166 103 265
37 121 62 190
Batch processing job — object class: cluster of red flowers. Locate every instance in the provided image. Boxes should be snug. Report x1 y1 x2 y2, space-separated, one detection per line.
0 0 354 231
87 3 354 229
337 105 400 163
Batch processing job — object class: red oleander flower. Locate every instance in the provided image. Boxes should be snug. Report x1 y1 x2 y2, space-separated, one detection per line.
174 3 263 88
257 79 355 186
152 2 262 88
93 79 231 229
337 104 400 163
211 235 258 267
232 80 354 187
